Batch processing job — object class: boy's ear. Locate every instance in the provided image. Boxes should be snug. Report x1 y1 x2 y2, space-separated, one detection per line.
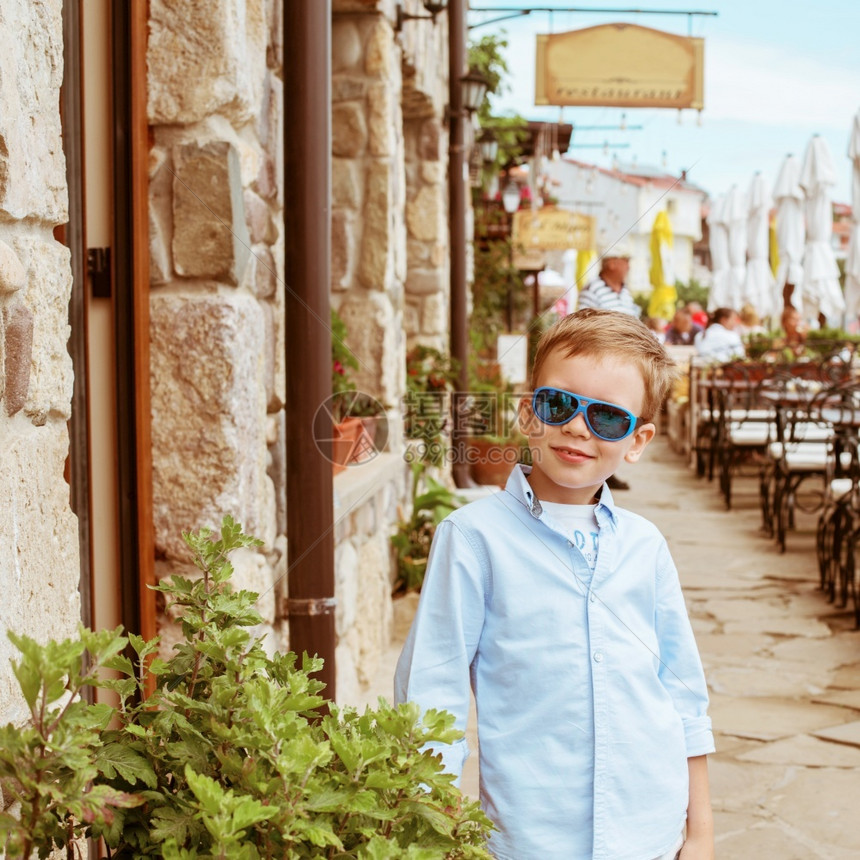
518 394 536 432
623 421 656 464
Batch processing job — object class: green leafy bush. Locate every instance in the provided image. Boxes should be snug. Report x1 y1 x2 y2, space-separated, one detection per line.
0 517 492 859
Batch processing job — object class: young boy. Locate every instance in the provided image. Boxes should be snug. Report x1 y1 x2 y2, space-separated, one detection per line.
395 309 714 860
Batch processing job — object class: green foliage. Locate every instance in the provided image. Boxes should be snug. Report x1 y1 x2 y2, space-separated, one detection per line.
0 517 493 859
404 345 460 467
470 240 528 358
675 278 710 309
391 464 465 593
332 307 360 397
467 35 528 186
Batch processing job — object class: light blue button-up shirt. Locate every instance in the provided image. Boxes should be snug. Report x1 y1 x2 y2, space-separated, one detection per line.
395 465 714 860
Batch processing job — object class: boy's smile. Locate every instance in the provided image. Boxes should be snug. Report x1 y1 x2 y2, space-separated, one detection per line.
519 350 656 504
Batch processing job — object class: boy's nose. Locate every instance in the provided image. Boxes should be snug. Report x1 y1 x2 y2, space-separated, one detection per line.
561 410 591 437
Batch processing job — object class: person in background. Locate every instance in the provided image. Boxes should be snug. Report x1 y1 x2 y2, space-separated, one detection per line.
738 304 765 337
645 316 668 343
578 240 640 318
685 301 710 330
694 307 745 362
664 307 703 346
779 306 808 352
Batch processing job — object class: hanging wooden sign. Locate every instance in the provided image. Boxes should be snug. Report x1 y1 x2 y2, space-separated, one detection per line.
535 23 704 110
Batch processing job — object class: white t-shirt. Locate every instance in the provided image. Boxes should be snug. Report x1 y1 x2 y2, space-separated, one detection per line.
541 500 600 573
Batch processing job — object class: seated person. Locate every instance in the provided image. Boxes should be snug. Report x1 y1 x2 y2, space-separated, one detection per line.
694 307 745 362
665 307 704 345
778 306 808 351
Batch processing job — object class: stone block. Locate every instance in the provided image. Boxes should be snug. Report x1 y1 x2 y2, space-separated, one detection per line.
148 0 263 125
420 292 447 335
418 119 442 162
355 535 393 684
331 209 356 290
266 0 282 70
332 158 362 209
364 17 391 77
367 83 392 158
0 423 80 726
261 299 275 408
335 540 359 637
172 140 251 286
244 189 273 244
269 286 286 411
403 299 421 337
421 161 445 185
332 19 362 72
332 76 367 103
252 245 277 299
0 0 67 223
339 291 399 406
405 266 446 296
406 184 443 242
332 103 368 159
0 240 26 294
2 301 33 416
12 236 73 422
358 160 390 289
230 547 276 624
267 409 286 536
150 292 268 560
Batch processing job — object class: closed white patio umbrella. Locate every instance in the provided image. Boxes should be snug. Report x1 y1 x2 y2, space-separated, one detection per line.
724 184 748 310
799 134 843 322
707 194 730 310
743 171 777 319
845 110 860 322
773 153 805 312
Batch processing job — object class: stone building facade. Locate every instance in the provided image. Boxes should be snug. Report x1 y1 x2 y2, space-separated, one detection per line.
0 0 453 721
0 0 80 727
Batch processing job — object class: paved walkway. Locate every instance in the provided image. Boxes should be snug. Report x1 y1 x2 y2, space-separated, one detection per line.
354 436 860 858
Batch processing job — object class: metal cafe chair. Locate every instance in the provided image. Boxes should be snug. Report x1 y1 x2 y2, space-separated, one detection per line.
766 378 837 553
710 361 777 511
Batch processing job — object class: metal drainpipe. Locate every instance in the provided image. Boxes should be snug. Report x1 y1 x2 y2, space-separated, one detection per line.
283 0 337 699
448 0 472 488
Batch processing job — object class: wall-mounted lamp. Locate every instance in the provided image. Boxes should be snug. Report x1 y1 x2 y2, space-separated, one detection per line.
501 180 521 215
460 67 490 115
396 1 449 32
478 128 499 164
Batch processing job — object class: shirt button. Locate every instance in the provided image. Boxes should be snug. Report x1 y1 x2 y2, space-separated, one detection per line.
593 651 603 662
589 592 596 603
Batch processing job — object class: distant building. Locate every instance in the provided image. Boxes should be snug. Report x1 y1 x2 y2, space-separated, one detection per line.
545 158 707 295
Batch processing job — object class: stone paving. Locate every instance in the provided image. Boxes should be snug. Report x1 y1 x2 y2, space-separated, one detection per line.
353 436 860 858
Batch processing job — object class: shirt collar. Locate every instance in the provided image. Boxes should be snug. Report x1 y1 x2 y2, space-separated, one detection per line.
504 463 619 527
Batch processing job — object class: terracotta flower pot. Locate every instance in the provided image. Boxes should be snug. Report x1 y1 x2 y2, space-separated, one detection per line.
466 437 523 487
332 417 367 475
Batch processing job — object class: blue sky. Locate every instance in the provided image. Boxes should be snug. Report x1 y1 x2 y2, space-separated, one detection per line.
469 0 860 203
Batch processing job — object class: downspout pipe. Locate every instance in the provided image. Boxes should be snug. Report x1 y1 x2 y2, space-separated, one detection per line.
448 0 472 488
284 0 337 698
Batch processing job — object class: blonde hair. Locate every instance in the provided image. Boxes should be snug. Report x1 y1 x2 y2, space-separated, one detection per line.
530 308 678 422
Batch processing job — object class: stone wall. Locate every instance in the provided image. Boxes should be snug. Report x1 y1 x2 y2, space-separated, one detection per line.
329 2 450 697
146 0 285 655
0 0 80 725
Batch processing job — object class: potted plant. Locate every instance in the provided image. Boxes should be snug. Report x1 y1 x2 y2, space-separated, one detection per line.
465 361 531 486
404 345 460 468
0 517 494 858
391 464 465 593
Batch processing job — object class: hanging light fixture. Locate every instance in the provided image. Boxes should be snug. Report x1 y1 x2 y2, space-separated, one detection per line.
478 128 499 164
501 180 520 215
395 1 449 32
460 66 490 115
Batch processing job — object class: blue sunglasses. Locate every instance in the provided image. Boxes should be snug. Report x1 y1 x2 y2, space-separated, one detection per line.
532 387 641 441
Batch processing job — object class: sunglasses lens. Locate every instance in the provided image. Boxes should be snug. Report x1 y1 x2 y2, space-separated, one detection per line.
535 389 578 424
586 403 634 440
